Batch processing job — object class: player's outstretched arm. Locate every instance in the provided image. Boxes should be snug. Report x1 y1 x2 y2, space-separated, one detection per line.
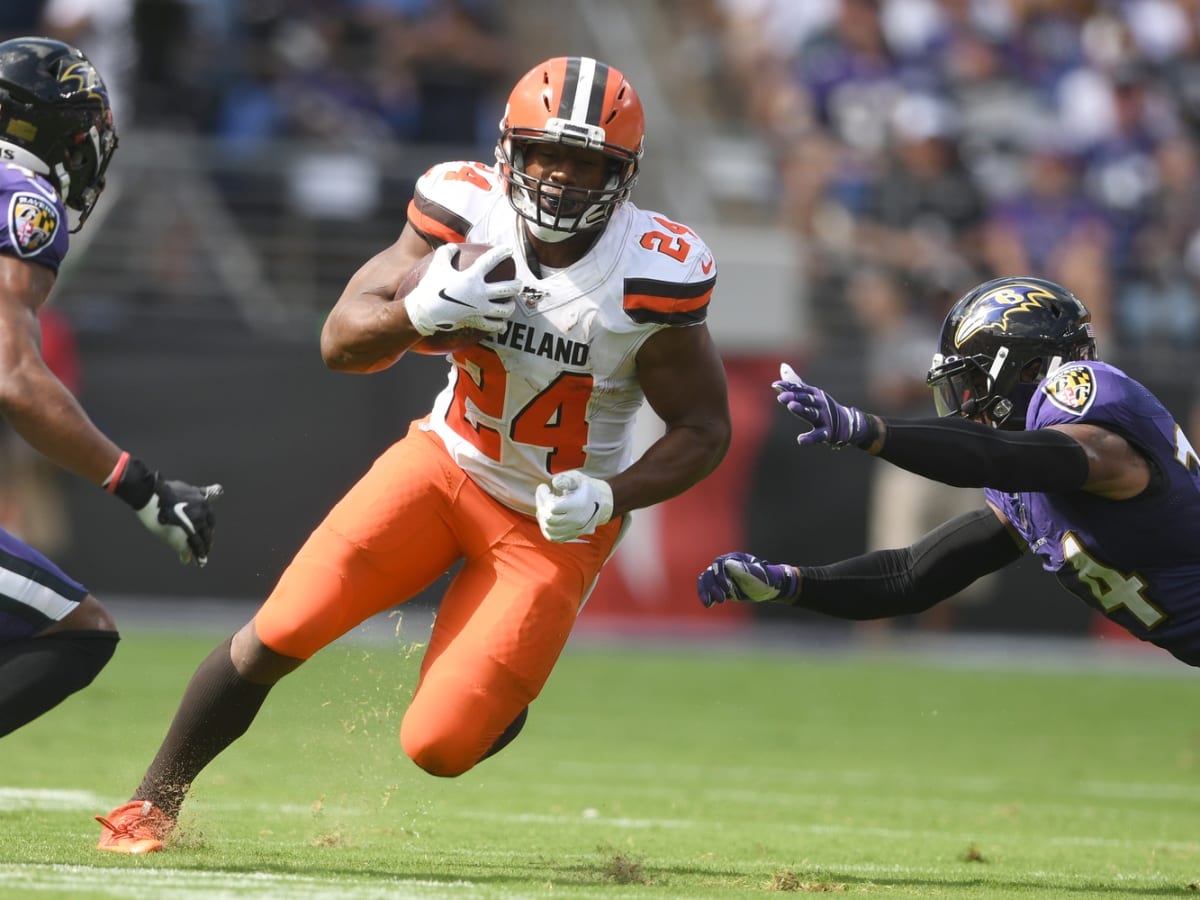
0 256 223 566
698 508 1022 618
772 363 1101 494
698 552 798 607
773 362 880 450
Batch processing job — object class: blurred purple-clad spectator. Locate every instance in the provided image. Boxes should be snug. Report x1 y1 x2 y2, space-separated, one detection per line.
1079 64 1182 277
982 130 1115 343
1116 135 1200 350
211 0 506 155
856 91 986 296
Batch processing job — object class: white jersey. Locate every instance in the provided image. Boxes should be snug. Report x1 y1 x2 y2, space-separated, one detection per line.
406 160 718 516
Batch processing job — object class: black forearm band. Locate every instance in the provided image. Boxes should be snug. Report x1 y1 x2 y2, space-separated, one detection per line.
875 416 1089 492
792 508 1022 620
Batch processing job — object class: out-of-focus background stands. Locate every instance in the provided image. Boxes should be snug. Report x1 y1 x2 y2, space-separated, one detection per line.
3 0 1197 646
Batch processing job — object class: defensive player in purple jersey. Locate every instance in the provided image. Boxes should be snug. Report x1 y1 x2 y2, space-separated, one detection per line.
698 276 1200 666
0 38 221 738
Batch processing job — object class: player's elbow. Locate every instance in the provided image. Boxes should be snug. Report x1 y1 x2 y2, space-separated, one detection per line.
319 322 389 374
0 362 48 421
695 416 732 476
713 418 732 464
319 316 353 369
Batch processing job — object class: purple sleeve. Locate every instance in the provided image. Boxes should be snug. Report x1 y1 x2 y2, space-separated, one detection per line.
0 165 68 272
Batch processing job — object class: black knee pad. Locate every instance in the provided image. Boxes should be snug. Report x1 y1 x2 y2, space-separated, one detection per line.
0 630 119 736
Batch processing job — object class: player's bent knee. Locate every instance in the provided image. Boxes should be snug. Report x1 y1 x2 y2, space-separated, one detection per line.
401 731 475 777
0 630 120 736
401 705 531 777
42 595 116 635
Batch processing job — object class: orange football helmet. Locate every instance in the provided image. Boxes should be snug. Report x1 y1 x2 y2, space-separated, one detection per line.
496 56 644 241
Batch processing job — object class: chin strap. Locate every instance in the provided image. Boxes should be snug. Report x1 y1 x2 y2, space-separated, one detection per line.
526 220 577 243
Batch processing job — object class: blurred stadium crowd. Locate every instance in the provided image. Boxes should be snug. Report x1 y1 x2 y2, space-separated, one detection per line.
4 0 1197 385
693 0 1200 420
0 0 509 153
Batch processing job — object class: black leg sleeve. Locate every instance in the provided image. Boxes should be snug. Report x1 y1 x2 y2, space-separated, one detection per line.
0 631 119 737
134 635 273 819
794 508 1022 620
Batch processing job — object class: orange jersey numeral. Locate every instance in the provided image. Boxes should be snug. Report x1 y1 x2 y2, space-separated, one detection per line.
639 215 698 263
446 345 593 475
444 163 493 191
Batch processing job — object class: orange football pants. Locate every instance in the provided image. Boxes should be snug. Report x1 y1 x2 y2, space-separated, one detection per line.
254 421 622 776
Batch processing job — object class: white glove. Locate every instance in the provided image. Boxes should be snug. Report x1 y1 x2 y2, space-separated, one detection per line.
405 243 521 336
534 470 614 542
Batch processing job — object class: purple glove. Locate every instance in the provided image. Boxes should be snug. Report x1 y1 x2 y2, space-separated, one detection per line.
772 363 872 449
697 552 798 608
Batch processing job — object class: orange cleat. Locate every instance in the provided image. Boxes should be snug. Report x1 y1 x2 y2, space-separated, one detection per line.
95 800 173 854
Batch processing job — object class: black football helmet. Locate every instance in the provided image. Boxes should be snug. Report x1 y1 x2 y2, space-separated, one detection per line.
927 277 1097 429
0 37 118 230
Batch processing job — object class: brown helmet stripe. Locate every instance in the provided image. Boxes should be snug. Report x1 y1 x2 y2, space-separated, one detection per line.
559 56 580 118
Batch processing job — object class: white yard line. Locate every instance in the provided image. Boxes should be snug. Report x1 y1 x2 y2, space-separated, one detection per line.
0 856 1186 899
0 864 479 899
12 786 1193 858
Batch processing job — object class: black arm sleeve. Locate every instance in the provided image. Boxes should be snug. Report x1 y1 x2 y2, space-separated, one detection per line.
874 416 1090 492
793 508 1022 620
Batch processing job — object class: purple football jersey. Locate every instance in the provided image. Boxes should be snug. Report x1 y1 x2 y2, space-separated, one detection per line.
0 525 88 641
986 361 1200 665
0 163 68 272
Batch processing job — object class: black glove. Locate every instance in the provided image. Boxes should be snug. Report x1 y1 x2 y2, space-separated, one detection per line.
111 457 223 566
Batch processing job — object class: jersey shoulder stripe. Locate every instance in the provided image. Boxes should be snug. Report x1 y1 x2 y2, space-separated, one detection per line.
407 195 471 246
623 273 715 325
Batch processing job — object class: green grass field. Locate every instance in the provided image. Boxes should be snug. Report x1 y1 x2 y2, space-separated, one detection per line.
0 623 1197 898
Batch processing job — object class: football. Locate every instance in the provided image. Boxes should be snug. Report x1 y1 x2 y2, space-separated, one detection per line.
399 242 517 355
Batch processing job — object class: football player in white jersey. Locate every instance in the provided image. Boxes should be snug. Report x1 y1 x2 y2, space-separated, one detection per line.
98 55 731 853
